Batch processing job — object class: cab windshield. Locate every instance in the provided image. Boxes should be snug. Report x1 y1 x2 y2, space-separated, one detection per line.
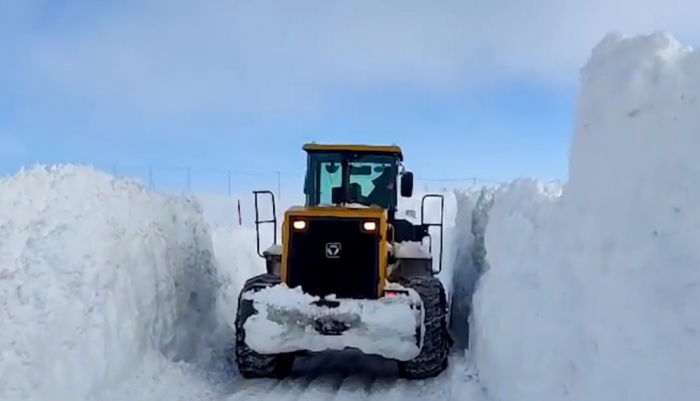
305 153 398 209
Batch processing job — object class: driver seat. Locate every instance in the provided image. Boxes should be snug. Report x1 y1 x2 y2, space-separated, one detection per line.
332 183 363 204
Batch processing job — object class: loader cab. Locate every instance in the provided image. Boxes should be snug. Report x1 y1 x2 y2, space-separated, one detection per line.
301 143 414 211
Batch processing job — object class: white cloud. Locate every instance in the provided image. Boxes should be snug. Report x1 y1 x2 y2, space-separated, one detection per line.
14 0 700 115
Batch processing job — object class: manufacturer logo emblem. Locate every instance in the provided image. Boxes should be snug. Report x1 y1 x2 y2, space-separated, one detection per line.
325 242 341 258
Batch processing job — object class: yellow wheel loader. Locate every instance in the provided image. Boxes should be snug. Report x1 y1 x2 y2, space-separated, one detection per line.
234 143 450 379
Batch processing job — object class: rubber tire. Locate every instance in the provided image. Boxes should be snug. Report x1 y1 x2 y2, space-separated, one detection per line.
397 276 450 379
234 273 295 379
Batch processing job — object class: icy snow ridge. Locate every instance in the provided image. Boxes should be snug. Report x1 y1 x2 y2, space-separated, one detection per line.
0 165 223 401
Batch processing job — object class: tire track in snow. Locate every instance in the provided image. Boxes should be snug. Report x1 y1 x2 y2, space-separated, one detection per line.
259 375 315 401
224 377 280 400
329 372 374 400
222 351 484 401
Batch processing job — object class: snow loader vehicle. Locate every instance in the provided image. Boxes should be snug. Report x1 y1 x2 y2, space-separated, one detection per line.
234 143 450 379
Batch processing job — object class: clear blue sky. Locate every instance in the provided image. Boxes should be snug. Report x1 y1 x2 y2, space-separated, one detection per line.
1 0 696 196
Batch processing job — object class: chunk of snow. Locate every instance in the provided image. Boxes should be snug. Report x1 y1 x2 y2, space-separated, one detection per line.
241 284 423 361
262 244 283 256
316 202 372 209
393 241 432 259
341 202 372 208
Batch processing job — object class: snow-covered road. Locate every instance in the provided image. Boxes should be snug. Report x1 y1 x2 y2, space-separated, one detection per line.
222 351 482 401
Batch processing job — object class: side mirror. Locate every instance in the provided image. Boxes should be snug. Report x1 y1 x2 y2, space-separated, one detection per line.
400 171 414 197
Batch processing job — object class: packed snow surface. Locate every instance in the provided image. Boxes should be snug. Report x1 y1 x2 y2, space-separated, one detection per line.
223 351 482 401
466 32 700 401
242 283 424 360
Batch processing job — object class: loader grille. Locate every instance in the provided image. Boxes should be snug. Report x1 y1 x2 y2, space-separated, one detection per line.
286 217 380 299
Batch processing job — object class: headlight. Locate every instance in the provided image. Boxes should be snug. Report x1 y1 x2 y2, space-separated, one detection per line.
363 221 377 231
293 220 306 230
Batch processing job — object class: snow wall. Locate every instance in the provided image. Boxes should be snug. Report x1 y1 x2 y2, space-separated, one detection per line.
0 165 263 401
458 32 700 401
210 225 265 322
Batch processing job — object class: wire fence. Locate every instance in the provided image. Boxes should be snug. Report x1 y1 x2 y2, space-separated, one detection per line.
107 164 517 197
110 164 286 195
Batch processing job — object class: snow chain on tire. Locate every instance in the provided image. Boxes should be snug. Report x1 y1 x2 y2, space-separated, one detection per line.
397 276 450 379
233 273 295 378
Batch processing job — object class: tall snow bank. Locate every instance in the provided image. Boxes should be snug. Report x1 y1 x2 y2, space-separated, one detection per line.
448 187 495 347
192 192 272 322
210 225 265 324
469 32 700 401
469 180 565 400
0 165 222 401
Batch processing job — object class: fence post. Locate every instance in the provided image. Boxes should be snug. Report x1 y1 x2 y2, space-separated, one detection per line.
276 171 281 202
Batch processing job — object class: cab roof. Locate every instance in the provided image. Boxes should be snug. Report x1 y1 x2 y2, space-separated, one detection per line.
302 143 403 161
